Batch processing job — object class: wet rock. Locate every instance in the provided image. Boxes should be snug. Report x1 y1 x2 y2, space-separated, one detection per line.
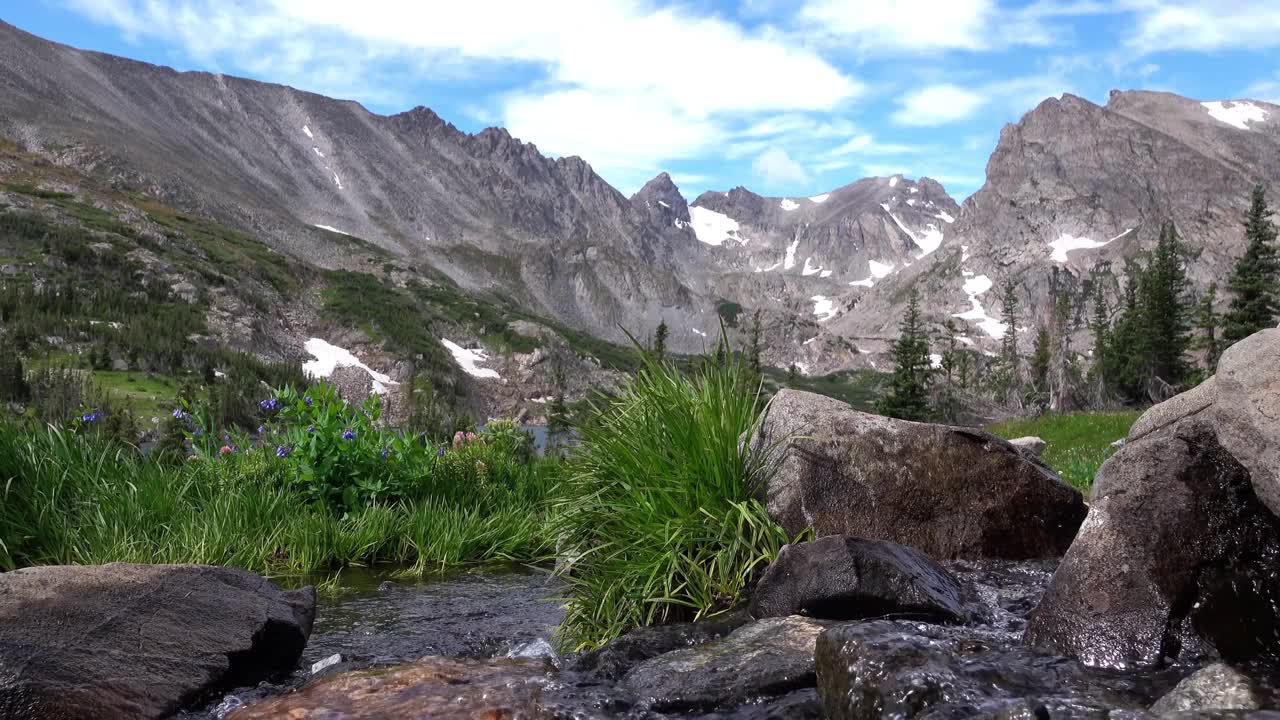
749 536 965 623
229 656 556 719
0 563 315 720
1214 329 1280 518
752 390 1086 560
621 615 833 712
1149 664 1264 714
1026 416 1280 669
1127 375 1216 443
816 620 1163 720
573 609 752 680
1009 436 1048 456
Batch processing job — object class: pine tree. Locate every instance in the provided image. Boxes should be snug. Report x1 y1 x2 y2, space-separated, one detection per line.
1029 326 1051 410
876 288 932 421
1141 221 1192 393
1224 185 1280 343
1194 282 1223 373
935 319 963 422
990 281 1021 403
652 320 669 364
1049 285 1077 411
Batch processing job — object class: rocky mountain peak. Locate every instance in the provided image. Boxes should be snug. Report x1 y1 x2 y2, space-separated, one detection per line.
631 172 690 224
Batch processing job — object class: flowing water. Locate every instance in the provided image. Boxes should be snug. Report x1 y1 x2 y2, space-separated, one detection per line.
180 561 1275 719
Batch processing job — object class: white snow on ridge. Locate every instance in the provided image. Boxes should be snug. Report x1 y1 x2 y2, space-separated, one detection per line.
689 206 743 246
755 261 782 273
332 172 344 190
802 257 822 276
962 274 993 296
441 339 501 379
302 338 398 394
658 200 670 208
1202 100 1269 130
930 353 943 369
936 211 955 224
313 224 350 236
312 147 325 158
961 244 970 262
809 193 829 203
812 295 837 322
909 186 919 194
784 237 800 270
882 204 944 257
780 198 800 211
303 125 314 139
692 327 708 338
820 269 833 278
953 273 1006 340
849 277 875 288
868 260 895 279
889 176 899 187
1049 228 1130 263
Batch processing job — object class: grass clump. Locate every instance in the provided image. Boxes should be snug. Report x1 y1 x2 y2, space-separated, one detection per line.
552 348 791 651
986 411 1141 490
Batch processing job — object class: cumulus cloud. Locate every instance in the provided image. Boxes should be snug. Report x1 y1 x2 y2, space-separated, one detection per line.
892 84 987 126
1127 2 1280 53
752 148 808 186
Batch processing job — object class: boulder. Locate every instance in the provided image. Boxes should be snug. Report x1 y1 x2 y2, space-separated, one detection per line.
229 656 554 719
1008 436 1048 456
1127 375 1216 443
1214 329 1280 517
1025 416 1280 669
752 390 1086 560
621 615 833 712
1149 664 1264 714
816 620 1159 719
573 609 752 680
749 536 965 623
0 563 315 720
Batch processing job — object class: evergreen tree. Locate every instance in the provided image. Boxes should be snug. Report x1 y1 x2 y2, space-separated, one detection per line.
1049 285 1077 411
652 320 669 364
990 281 1021 403
1029 326 1051 409
935 319 963 422
1224 185 1280 343
876 288 932 421
1194 282 1223 373
546 357 571 457
1141 222 1192 393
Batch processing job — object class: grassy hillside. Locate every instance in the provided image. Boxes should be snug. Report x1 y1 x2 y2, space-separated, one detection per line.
987 411 1140 490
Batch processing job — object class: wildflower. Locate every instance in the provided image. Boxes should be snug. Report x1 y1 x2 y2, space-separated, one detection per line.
256 425 266 435
437 446 447 457
194 428 203 437
80 411 103 423
259 398 280 412
307 425 315 434
276 446 291 458
305 396 314 407
381 447 390 460
341 429 356 440
219 445 233 455
172 408 185 419
223 434 232 443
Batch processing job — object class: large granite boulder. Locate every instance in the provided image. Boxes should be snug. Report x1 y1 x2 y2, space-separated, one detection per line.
1149 664 1265 715
749 536 965 623
0 563 315 720
1025 416 1280 668
751 390 1086 560
621 615 833 713
1215 329 1280 518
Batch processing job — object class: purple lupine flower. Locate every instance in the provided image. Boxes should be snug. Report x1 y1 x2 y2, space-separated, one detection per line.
224 433 232 443
304 396 314 407
172 408 185 419
437 446 447 457
259 398 280 412
307 425 315 434
381 447 390 460
276 446 291 458
80 411 102 423
341 429 356 440
194 427 203 437
256 425 266 435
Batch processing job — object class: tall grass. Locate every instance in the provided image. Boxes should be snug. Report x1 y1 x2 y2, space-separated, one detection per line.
552 351 791 651
0 422 556 575
986 411 1141 490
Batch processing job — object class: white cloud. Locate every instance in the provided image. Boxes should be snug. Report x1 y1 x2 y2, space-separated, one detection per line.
1127 2 1280 53
1243 77 1280 105
801 0 999 52
892 84 987 126
752 148 808 186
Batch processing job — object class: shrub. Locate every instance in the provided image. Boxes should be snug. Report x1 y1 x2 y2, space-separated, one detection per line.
552 347 791 651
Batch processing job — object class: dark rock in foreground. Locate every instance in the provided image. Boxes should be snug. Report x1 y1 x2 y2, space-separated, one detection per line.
749 535 966 623
621 615 833 712
752 390 1086 560
572 609 752 680
1025 414 1280 669
0 563 315 720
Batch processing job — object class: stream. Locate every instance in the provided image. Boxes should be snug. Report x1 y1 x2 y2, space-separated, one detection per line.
180 561 1275 719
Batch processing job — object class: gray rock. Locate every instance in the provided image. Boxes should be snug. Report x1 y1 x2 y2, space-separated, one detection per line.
816 620 1154 720
621 615 832 712
1150 664 1264 714
749 536 965 623
0 563 315 720
572 609 752 681
1008 436 1048 456
1214 329 1280 517
1128 376 1216 443
752 390 1086 560
1025 416 1280 669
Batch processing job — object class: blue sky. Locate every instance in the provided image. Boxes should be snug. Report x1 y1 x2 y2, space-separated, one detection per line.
6 1 1279 201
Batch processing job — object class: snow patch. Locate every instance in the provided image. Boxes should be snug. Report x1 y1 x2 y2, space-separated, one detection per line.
689 206 743 246
657 200 670 208
820 269 833 278
1202 100 1269 130
313 224 350 236
755 261 782 273
849 277 875 288
961 244 970 262
812 295 837 322
784 237 800 270
802 257 822 276
803 336 819 345
780 198 800 211
962 274 993 295
882 203 943 256
312 146 325 158
692 327 708 338
930 353 943 369
441 339 501 379
907 199 918 206
809 193 829 203
332 172 344 190
1049 228 1131 263
936 211 955 224
953 274 1006 340
302 338 399 394
889 176 899 187
909 186 919 194
303 125 314 139
868 260 895 278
